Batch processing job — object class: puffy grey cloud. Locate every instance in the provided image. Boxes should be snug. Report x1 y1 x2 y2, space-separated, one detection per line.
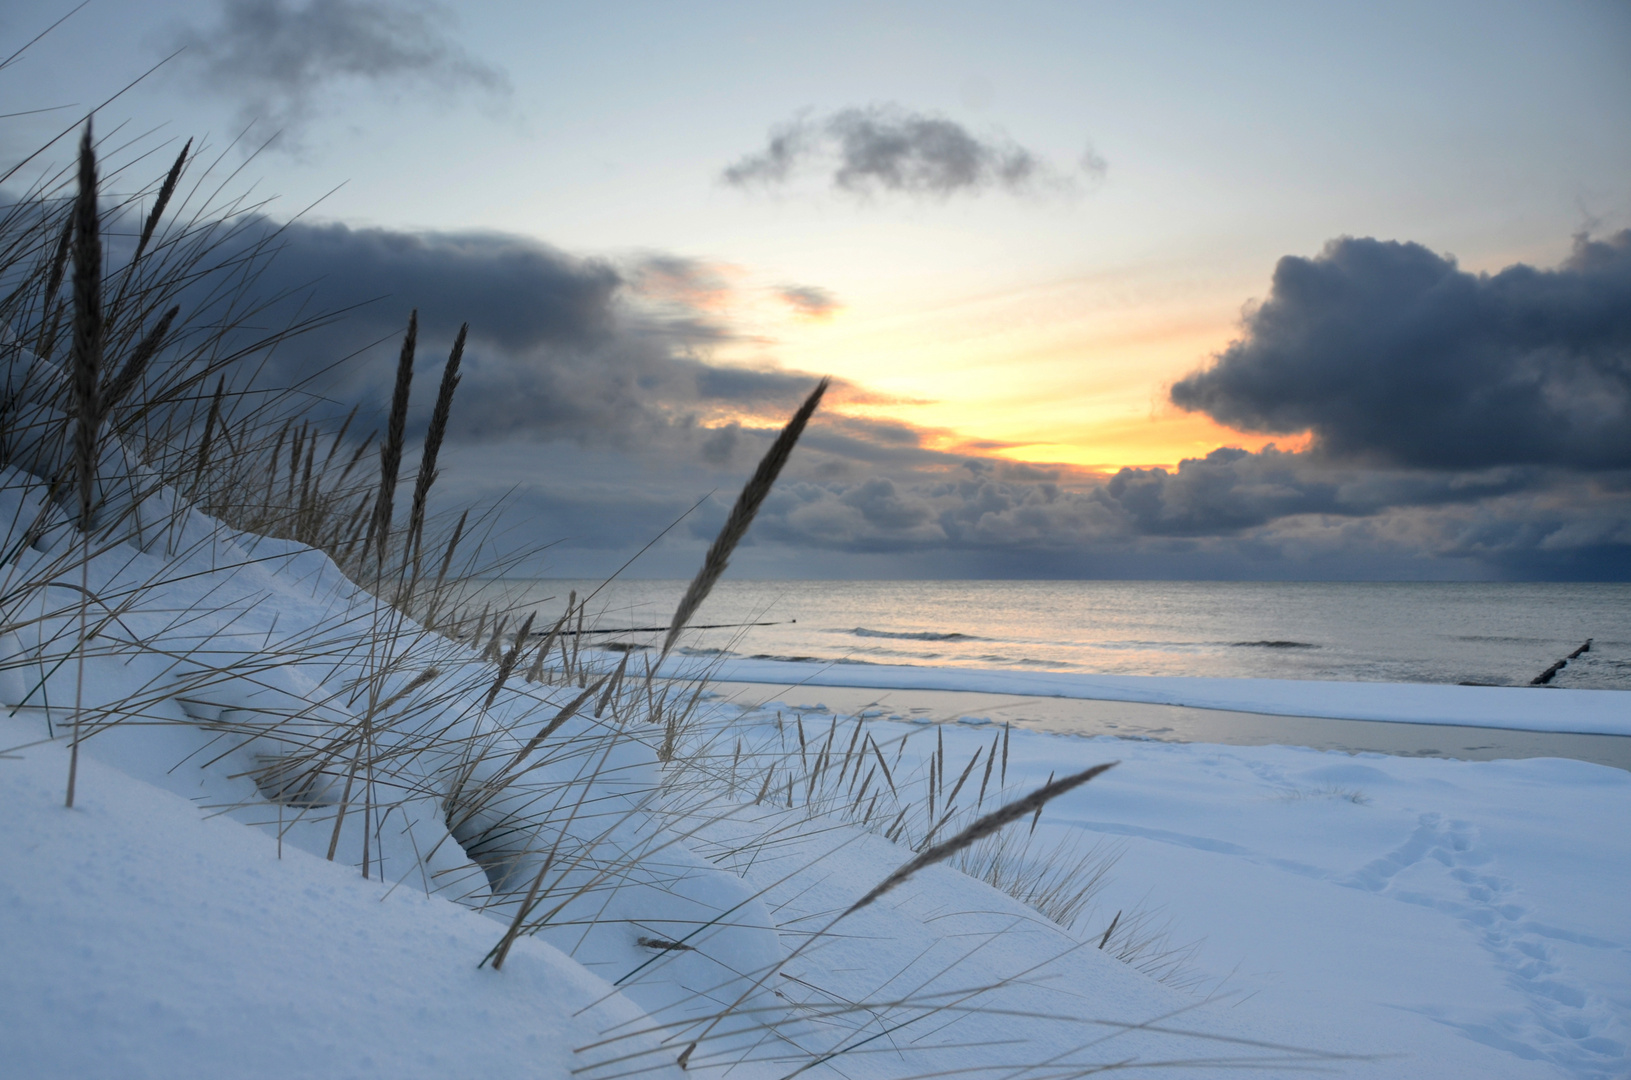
726 451 1629 579
257 220 621 351
460 448 1629 580
177 213 877 459
1170 232 1631 471
90 194 1623 581
170 0 508 136
1102 447 1542 537
722 106 1081 198
229 217 1627 580
776 284 839 318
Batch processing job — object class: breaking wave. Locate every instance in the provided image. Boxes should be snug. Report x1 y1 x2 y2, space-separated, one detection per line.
1229 640 1318 649
845 627 984 642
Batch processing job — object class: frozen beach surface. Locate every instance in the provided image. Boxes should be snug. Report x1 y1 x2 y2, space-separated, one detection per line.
978 726 1631 1080
5 698 1629 1078
689 658 1631 736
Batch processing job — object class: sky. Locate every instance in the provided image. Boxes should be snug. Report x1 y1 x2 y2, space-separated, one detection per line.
3 0 1630 579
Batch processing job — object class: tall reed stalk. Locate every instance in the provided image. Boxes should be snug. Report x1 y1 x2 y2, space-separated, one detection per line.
406 322 464 582
661 378 828 661
65 121 102 809
364 311 416 569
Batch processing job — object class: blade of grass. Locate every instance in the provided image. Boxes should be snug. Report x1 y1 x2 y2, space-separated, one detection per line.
660 378 827 661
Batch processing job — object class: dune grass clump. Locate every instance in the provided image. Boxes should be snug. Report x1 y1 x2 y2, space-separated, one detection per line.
0 112 1327 1076
660 703 1207 989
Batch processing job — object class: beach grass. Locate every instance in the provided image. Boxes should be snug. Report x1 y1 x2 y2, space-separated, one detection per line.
0 117 1314 1077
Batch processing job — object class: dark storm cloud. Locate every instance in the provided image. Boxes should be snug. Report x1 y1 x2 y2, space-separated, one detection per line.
451 436 1628 580
261 220 621 351
187 213 857 452
223 211 1622 579
94 193 1622 580
722 106 1083 198
170 0 508 135
1170 232 1631 471
1102 447 1540 536
750 472 1116 554
726 449 1628 579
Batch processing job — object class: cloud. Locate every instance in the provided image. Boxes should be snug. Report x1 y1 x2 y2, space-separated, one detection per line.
170 0 508 137
121 202 1623 580
454 438 1629 580
187 214 850 452
254 221 621 352
775 284 839 319
722 106 1088 198
718 450 1628 579
1079 144 1108 179
1101 447 1541 537
1170 232 1631 471
632 256 734 313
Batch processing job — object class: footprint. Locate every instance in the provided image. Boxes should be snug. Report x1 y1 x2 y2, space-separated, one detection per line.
1344 814 1629 1078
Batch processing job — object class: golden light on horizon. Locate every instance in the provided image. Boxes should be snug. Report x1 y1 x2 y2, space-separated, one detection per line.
693 255 1323 474
988 412 1313 472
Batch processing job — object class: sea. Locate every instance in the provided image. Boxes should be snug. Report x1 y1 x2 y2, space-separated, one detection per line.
475 580 1631 691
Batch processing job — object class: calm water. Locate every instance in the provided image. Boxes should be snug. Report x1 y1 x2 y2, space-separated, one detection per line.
476 580 1631 690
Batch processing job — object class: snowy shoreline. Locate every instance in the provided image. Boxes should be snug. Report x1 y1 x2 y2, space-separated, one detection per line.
673 657 1631 736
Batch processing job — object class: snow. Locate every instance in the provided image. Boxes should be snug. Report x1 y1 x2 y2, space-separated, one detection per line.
701 700 1631 1078
0 734 675 1080
990 731 1631 1079
1 391 1627 1077
680 658 1631 736
9 669 1629 1078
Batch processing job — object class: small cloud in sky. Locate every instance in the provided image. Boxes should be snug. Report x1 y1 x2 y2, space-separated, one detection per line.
1079 143 1108 180
775 284 839 319
631 255 735 311
170 0 508 142
722 105 1091 199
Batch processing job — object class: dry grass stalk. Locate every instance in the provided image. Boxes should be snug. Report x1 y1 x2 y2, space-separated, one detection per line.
100 304 178 417
842 760 1116 918
570 603 585 684
484 610 536 709
1029 771 1054 835
922 745 983 845
69 122 104 531
407 322 464 571
422 507 468 625
131 138 190 267
597 651 629 715
31 210 72 361
525 608 567 684
1098 909 1121 949
365 310 416 566
189 381 225 496
661 378 828 660
868 735 896 796
65 121 103 810
464 672 609 813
